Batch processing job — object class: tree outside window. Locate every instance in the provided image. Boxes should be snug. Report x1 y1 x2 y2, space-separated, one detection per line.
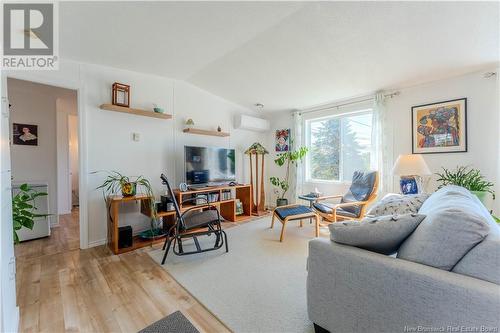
306 111 373 182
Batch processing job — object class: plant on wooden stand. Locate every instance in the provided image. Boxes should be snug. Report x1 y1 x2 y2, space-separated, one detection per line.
12 183 50 243
270 146 308 207
95 171 162 239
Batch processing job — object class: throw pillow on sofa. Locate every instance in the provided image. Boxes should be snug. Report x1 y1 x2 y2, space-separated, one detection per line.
367 193 430 217
329 213 426 255
397 207 490 271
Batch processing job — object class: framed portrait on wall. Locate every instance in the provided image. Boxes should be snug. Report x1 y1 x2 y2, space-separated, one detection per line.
275 128 290 152
411 98 467 154
12 123 38 146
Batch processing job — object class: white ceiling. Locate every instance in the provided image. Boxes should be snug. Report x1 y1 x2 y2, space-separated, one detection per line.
60 1 499 112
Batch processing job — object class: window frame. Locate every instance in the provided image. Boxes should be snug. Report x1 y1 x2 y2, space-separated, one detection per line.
304 108 373 184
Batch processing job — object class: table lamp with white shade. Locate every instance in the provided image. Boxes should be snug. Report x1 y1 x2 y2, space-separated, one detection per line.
392 154 431 194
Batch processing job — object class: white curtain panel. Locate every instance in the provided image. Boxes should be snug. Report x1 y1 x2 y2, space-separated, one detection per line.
371 92 394 195
292 111 304 203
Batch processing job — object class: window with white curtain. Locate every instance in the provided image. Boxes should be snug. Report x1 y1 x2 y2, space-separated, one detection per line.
305 109 373 182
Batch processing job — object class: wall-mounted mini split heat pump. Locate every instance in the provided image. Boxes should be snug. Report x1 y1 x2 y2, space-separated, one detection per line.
234 114 270 132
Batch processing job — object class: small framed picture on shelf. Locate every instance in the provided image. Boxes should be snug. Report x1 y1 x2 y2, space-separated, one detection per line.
112 82 130 107
411 98 467 154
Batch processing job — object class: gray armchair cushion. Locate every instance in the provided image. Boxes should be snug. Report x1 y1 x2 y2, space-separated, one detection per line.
340 171 377 217
329 213 426 255
368 193 430 217
397 208 490 271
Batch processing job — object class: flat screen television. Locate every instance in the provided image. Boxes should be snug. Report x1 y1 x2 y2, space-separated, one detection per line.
185 146 236 185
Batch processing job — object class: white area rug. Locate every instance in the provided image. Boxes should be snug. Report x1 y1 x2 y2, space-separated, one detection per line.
148 216 321 333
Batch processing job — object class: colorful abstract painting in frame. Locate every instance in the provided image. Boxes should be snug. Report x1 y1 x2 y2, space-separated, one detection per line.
275 129 290 152
411 98 467 154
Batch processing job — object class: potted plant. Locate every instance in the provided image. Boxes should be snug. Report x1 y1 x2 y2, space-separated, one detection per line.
95 171 162 238
436 166 495 204
95 171 145 197
270 146 308 206
12 183 50 243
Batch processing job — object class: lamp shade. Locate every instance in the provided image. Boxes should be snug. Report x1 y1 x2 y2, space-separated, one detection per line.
392 154 431 176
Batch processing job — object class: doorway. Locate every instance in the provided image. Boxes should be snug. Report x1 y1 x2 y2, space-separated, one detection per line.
7 78 80 250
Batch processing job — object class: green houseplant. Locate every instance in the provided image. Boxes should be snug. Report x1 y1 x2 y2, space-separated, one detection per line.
95 171 162 238
12 183 49 243
270 146 308 206
95 171 145 197
436 166 495 203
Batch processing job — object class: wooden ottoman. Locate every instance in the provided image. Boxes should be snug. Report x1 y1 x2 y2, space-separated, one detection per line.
271 204 320 242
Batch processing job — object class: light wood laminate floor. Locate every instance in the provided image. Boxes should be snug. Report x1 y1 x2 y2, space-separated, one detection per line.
15 209 231 333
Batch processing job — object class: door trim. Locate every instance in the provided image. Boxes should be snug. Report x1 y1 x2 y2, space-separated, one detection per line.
3 71 89 249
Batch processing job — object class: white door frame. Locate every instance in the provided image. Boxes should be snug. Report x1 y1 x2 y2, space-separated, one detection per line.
3 72 89 249
56 101 75 216
67 114 78 209
1 71 20 333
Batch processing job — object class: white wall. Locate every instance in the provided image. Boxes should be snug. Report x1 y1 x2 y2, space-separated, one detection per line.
265 69 499 215
4 60 267 247
68 114 79 207
265 111 297 205
82 63 176 243
386 70 499 214
7 79 77 225
173 80 263 186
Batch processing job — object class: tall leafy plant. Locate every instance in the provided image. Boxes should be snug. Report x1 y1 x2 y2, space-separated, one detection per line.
12 184 49 243
270 147 308 199
436 166 495 199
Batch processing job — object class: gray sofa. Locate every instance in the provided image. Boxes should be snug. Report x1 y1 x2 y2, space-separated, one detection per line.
307 186 500 333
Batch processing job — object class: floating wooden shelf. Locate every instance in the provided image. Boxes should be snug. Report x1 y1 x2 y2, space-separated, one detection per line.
100 104 172 119
183 127 229 137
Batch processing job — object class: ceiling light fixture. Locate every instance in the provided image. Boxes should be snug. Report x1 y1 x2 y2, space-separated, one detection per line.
254 103 264 109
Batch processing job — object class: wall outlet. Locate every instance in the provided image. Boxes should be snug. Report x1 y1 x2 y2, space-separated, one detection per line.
132 133 140 141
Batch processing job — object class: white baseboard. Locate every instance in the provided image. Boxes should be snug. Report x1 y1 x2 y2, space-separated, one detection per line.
87 238 106 248
49 215 59 227
6 306 19 333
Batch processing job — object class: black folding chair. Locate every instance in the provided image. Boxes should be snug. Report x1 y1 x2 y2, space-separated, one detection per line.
160 174 228 265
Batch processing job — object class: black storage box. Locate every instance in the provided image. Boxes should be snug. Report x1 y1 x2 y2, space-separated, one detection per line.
118 225 133 248
161 195 174 211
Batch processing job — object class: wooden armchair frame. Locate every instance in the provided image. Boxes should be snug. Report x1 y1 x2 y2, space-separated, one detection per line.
314 172 379 223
